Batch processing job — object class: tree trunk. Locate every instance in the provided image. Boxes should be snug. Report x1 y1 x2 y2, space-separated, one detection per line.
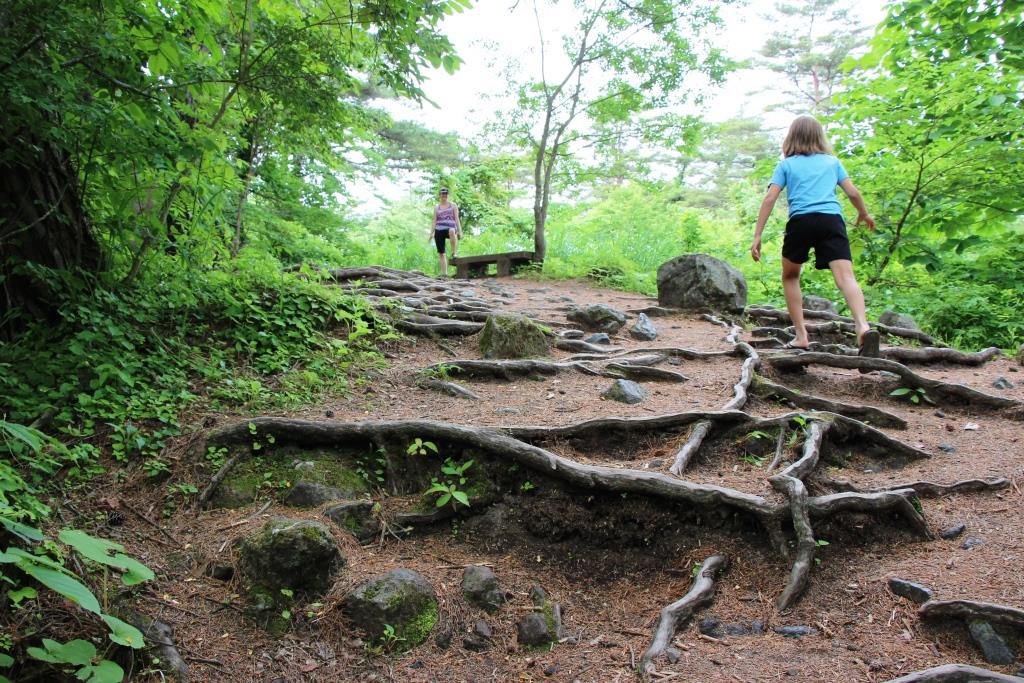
0 139 100 337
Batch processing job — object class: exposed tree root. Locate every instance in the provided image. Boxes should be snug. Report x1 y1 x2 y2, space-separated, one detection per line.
881 664 1024 682
806 489 931 540
417 378 481 400
919 600 1024 629
746 306 939 346
765 352 1023 413
700 313 742 344
769 421 830 610
639 554 727 679
626 305 679 317
669 420 712 476
723 342 759 411
816 477 1010 498
555 339 624 354
568 347 735 362
395 316 484 336
422 358 689 383
753 376 908 428
753 338 1001 366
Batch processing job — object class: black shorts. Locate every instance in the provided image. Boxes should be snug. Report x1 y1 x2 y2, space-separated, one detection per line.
434 227 454 253
782 212 851 270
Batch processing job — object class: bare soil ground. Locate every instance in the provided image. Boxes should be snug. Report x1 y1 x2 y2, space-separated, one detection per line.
92 274 1023 682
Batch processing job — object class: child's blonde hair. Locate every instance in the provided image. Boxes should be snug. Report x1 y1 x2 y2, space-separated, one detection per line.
782 115 833 157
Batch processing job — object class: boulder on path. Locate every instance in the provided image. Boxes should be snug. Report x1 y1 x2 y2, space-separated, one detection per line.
235 517 344 632
284 481 347 507
462 565 506 613
601 379 647 404
879 310 920 331
802 295 837 313
235 517 343 596
656 254 747 314
566 304 627 334
479 314 550 359
887 578 934 604
343 568 438 647
629 313 658 341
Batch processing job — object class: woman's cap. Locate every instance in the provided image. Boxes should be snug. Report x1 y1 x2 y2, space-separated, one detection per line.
439 188 449 194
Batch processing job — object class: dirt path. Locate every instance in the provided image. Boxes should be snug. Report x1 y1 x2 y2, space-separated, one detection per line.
111 272 1023 682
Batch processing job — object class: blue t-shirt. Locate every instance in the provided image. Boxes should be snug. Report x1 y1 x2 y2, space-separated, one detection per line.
769 154 849 218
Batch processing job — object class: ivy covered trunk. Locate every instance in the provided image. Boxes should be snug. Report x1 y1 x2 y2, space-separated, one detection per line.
0 139 100 336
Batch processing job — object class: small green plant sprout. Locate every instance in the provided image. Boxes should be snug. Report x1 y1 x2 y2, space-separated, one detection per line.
742 454 766 467
367 623 405 654
690 561 702 578
248 422 276 451
406 438 438 457
440 458 473 483
421 363 455 382
426 458 474 509
889 386 934 405
27 638 124 683
520 481 536 492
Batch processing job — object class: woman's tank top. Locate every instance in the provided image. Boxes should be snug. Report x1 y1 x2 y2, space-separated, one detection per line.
435 204 456 229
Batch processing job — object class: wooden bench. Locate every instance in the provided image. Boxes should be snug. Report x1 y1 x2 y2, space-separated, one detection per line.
451 251 535 279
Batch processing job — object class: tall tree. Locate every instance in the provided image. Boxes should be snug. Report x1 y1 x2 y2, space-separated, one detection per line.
757 0 868 114
500 0 729 262
833 0 1024 281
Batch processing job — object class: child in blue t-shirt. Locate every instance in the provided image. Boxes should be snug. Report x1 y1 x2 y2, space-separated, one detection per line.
750 115 879 356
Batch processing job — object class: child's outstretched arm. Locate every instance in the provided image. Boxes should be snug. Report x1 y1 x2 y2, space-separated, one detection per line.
839 179 876 230
750 184 782 262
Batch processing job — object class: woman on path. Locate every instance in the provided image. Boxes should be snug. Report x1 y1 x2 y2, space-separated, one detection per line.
750 115 880 357
428 188 462 276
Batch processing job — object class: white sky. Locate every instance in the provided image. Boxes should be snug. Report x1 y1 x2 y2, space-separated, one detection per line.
361 0 888 212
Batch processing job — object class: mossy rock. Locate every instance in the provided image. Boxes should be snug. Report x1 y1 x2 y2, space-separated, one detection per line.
342 568 438 648
211 450 369 509
479 314 550 359
324 500 380 542
234 517 345 631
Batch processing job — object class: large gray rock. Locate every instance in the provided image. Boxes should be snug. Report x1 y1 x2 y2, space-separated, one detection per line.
629 313 658 341
517 613 555 647
343 569 438 647
657 254 747 313
802 295 837 313
479 314 550 359
462 565 506 612
967 620 1015 665
879 310 920 331
601 379 647 404
566 304 627 334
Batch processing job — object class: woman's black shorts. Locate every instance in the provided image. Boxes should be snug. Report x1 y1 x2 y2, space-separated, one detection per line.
434 227 454 253
782 212 852 270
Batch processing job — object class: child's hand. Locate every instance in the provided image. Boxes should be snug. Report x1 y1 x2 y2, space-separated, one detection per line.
750 236 762 262
857 213 876 231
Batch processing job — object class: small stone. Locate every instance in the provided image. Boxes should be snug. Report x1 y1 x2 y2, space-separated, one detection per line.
887 578 934 604
786 670 800 677
529 585 548 607
938 444 956 453
601 379 647 404
463 634 490 652
940 523 966 540
460 290 475 297
934 410 946 418
698 617 722 638
649 458 665 468
750 620 765 635
879 310 920 331
968 620 1015 665
462 565 506 613
964 422 980 431
543 665 558 676
283 481 348 508
628 313 658 341
772 625 817 638
517 613 554 647
992 377 1014 390
961 536 984 550
435 628 453 649
802 295 836 313
665 647 681 664
584 332 612 345
473 620 492 639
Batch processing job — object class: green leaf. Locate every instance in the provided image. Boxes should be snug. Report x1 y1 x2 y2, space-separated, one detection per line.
0 654 13 667
28 638 96 666
451 490 470 507
0 516 45 542
78 660 124 683
21 565 101 614
58 529 155 585
435 493 451 508
101 614 146 648
889 387 912 396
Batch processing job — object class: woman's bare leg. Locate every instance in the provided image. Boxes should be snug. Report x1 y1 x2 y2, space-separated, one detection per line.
828 259 870 344
438 251 448 277
448 228 458 258
782 257 809 348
